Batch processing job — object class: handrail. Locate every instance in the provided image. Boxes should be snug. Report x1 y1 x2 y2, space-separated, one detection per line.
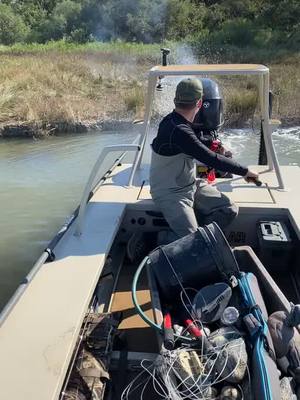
74 144 140 236
128 75 157 186
129 65 286 190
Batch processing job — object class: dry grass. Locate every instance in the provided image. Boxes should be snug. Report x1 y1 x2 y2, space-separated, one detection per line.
269 61 300 124
0 51 150 130
0 44 298 135
213 59 300 127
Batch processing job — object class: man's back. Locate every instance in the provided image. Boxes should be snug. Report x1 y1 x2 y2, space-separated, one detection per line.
150 111 196 201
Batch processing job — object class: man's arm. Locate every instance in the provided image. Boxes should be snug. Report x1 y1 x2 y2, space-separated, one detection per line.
174 124 248 176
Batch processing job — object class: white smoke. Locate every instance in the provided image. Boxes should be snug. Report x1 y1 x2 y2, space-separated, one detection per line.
153 43 201 118
174 43 198 64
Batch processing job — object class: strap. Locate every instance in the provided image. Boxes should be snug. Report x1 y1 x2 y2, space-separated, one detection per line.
243 313 276 363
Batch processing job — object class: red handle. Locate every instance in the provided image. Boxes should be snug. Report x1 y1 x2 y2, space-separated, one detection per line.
163 313 175 350
184 319 202 337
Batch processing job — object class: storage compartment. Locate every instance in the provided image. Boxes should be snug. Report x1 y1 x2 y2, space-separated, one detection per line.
144 234 292 399
257 220 293 272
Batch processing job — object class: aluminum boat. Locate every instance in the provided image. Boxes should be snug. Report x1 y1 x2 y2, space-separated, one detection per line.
0 64 299 400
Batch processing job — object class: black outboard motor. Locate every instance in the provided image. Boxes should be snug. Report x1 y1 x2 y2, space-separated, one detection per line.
193 79 229 181
193 78 224 133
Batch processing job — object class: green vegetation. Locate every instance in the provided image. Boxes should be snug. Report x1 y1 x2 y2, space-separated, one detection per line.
0 0 298 135
0 0 299 52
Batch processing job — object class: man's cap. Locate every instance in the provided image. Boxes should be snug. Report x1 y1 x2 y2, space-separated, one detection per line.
174 78 203 104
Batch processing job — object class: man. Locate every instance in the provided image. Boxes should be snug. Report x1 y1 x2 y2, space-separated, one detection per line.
149 78 258 239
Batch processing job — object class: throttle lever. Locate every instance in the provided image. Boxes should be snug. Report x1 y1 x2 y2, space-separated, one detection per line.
246 177 263 187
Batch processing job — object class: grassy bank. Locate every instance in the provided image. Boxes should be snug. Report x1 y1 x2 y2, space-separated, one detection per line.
0 41 299 137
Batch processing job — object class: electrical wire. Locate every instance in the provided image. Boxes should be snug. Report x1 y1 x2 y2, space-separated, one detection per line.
121 338 246 400
130 243 251 399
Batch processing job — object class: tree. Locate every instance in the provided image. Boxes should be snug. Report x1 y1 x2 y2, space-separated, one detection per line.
0 4 29 45
260 0 300 37
165 0 206 41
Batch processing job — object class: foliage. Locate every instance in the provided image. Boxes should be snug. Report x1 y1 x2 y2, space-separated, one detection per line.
0 0 298 58
0 4 29 45
165 0 206 41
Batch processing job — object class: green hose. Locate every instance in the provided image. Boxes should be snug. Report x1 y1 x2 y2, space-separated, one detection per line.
131 257 163 331
131 256 192 342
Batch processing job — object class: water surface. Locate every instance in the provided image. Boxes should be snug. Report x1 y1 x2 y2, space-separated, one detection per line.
0 126 299 310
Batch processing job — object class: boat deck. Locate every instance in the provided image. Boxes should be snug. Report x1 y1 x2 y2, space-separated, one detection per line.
0 165 140 400
110 260 158 353
0 163 299 400
138 164 300 234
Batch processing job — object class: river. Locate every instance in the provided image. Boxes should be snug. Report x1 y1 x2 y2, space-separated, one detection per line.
0 126 299 311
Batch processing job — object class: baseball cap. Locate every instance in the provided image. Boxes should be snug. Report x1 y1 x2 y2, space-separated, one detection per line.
174 78 203 104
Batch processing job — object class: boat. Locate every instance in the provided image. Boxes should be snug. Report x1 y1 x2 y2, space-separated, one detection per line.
0 63 300 399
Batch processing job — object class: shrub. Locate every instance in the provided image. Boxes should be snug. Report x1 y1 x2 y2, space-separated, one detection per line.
124 85 144 115
0 4 29 45
210 19 256 48
165 0 206 41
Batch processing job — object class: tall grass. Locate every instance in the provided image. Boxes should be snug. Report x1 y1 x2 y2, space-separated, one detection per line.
0 40 164 59
0 41 298 135
0 50 153 130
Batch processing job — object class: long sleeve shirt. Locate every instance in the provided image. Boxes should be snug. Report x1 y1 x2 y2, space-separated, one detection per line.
151 110 248 176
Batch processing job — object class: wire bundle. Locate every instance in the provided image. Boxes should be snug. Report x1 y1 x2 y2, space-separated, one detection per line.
121 337 249 399
129 255 251 399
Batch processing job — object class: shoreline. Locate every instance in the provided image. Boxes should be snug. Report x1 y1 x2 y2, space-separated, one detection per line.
1 116 299 138
0 118 142 138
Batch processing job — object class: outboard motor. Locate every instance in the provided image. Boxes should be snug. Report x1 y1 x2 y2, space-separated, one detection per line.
193 79 228 182
193 78 224 133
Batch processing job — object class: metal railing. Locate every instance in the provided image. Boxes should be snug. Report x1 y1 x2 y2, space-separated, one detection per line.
129 66 286 190
74 144 140 236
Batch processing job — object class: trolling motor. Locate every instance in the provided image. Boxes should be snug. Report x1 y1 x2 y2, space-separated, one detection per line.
156 48 170 91
161 48 170 66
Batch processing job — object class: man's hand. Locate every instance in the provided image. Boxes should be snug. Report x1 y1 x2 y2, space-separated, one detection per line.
244 170 262 186
218 145 232 158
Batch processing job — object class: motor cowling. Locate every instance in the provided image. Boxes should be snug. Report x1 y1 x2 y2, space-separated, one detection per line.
193 79 230 181
194 78 224 132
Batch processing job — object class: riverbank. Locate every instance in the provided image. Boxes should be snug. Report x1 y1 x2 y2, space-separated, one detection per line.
0 41 299 137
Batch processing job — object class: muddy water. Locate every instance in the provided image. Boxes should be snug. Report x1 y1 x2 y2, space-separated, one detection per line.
0 126 299 311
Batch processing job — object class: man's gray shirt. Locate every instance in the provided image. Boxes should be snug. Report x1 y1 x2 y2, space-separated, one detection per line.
150 111 248 201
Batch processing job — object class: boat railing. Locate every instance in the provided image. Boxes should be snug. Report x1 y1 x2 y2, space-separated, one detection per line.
129 64 286 190
74 144 140 236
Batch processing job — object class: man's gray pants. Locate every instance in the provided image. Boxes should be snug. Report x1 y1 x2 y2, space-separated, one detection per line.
154 182 238 239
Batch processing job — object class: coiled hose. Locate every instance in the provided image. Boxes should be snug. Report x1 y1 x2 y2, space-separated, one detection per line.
131 256 192 343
